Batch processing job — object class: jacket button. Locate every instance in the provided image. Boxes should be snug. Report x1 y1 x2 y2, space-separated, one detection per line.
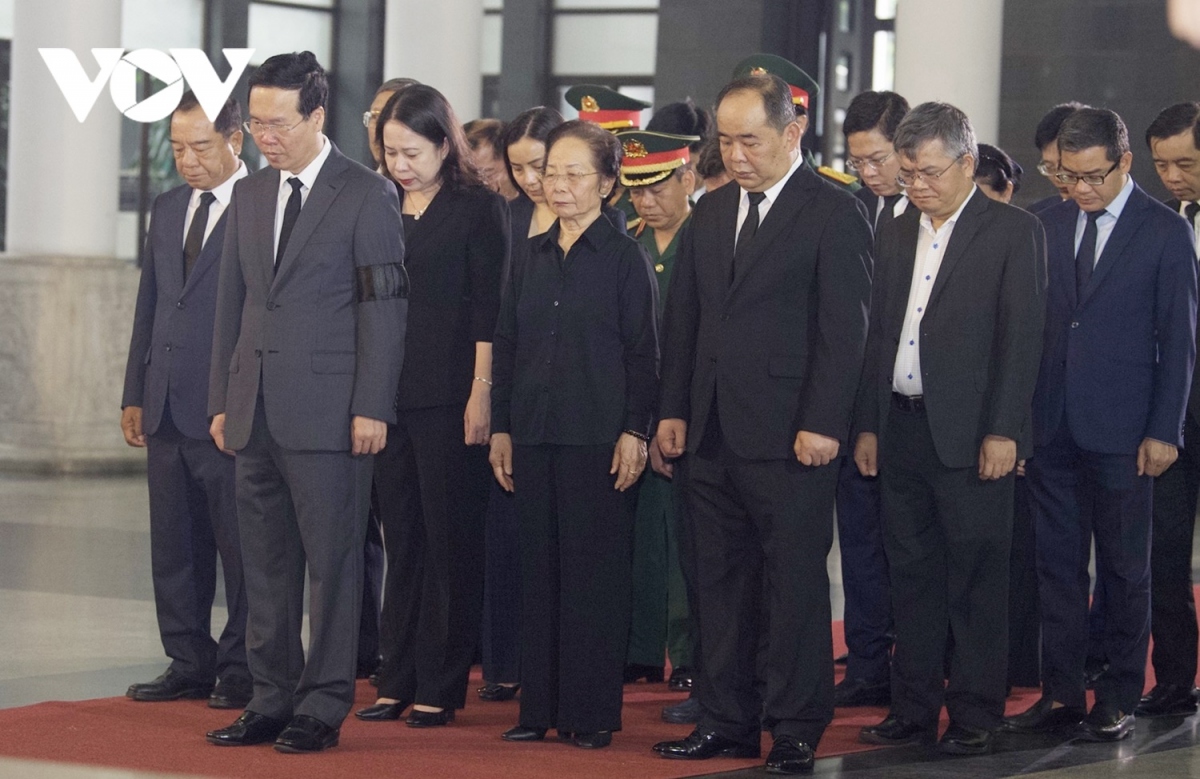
254 349 262 358
176 301 184 309
721 314 729 321
164 344 172 351
1070 321 1079 328
266 301 276 310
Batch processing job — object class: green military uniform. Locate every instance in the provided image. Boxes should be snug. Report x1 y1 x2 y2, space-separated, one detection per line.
732 53 861 193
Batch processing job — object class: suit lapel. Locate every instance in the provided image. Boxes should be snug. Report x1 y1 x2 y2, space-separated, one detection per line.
181 212 228 294
712 183 739 291
728 165 818 296
927 188 989 308
886 210 921 336
158 186 190 295
1079 183 1149 307
272 144 350 290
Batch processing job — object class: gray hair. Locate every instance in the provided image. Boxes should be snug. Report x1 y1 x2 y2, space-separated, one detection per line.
892 102 977 163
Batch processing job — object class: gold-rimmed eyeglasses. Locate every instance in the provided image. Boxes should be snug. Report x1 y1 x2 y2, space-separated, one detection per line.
846 151 894 174
896 154 965 189
362 109 381 128
243 117 306 137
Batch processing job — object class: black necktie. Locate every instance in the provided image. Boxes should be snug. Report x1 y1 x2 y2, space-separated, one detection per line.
276 177 304 269
183 191 216 281
1076 209 1105 296
876 193 902 231
733 191 767 279
1186 201 1199 225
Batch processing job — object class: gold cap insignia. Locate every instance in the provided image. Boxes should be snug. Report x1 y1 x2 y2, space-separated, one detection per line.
623 139 648 158
750 66 768 76
581 95 600 113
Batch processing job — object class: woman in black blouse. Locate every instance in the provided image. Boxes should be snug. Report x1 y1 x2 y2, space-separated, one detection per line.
355 84 510 727
491 120 659 749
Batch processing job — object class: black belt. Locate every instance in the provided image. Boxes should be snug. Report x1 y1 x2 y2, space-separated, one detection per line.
891 392 925 413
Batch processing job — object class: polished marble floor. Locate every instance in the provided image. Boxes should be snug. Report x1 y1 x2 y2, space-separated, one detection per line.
2 472 1200 778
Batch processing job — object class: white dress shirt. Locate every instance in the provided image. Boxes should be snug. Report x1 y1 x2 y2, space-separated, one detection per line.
735 150 805 242
273 134 333 262
1072 174 1134 263
182 160 247 249
892 186 977 397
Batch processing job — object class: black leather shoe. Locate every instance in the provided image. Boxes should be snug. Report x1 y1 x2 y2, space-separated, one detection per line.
937 723 993 755
274 715 339 753
653 728 760 760
662 695 703 724
859 714 935 746
1135 684 1199 718
668 667 694 691
765 735 814 774
127 669 213 702
1001 696 1086 733
355 702 407 721
1076 703 1134 742
571 731 612 749
406 707 455 727
624 663 664 684
208 676 253 710
834 677 891 707
478 683 521 702
206 711 289 746
501 725 547 742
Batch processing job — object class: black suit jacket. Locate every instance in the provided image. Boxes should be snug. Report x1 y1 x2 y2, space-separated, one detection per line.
123 182 230 440
395 184 509 410
659 163 874 459
856 188 1047 468
1165 197 1200 426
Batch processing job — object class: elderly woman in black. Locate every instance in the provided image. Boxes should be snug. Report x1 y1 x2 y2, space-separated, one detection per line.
490 120 658 749
354 84 509 727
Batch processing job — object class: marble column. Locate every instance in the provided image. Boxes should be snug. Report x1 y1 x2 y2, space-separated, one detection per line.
0 0 143 473
383 0 483 121
893 0 1004 144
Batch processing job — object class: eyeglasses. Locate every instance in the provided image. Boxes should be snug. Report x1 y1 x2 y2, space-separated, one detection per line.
1036 160 1059 177
362 109 381 129
541 170 599 187
896 154 964 189
243 117 306 137
1054 161 1119 187
846 151 894 174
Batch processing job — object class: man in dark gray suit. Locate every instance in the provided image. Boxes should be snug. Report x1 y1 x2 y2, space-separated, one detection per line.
121 92 250 711
205 51 407 753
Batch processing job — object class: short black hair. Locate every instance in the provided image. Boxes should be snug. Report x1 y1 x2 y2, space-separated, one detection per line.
376 77 419 98
377 84 479 191
1034 102 1086 151
842 91 910 142
695 136 726 180
1146 102 1200 151
975 143 1023 195
173 90 241 138
647 98 714 154
545 119 622 183
715 74 797 133
248 51 328 118
1057 107 1129 164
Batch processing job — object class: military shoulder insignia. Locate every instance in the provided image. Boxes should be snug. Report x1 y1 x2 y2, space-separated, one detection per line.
818 166 859 186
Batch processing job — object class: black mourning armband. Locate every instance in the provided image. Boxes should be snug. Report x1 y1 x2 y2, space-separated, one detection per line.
356 263 409 302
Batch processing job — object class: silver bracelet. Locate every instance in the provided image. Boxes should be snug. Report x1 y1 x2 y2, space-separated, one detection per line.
474 376 493 386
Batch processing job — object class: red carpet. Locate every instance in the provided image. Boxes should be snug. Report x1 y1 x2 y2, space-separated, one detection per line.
0 617 1159 779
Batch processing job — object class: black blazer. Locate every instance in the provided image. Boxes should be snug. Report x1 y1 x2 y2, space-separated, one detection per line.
1165 197 1200 426
659 163 874 459
856 188 1047 468
395 184 510 411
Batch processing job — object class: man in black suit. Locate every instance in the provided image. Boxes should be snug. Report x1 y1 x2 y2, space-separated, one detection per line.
651 73 873 775
831 89 910 709
1135 101 1200 718
854 102 1047 755
121 93 250 711
1029 103 1086 214
205 52 407 753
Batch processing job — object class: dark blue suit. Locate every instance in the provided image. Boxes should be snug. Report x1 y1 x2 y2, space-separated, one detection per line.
1028 183 1197 712
122 180 248 687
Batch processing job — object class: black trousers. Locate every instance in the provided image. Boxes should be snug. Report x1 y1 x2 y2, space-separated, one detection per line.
482 481 522 684
358 493 385 674
683 440 838 747
514 443 635 734
145 408 247 685
375 405 490 708
1028 422 1152 712
835 455 891 684
1008 476 1042 687
236 401 373 727
880 402 1013 731
1149 413 1200 687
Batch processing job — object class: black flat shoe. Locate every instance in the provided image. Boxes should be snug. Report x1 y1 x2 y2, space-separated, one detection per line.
859 714 935 746
274 715 339 753
662 696 703 724
1135 684 1199 718
653 727 760 760
206 711 289 746
406 707 455 727
623 663 664 684
208 676 253 710
937 723 993 755
501 725 546 742
127 669 213 702
355 701 407 721
1001 695 1085 733
1075 703 1134 742
765 735 814 774
571 731 612 749
834 677 891 707
478 682 521 702
668 667 694 692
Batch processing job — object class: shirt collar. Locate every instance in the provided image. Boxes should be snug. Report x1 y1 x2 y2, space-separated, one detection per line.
741 149 804 208
919 185 977 234
194 160 246 208
279 134 331 193
1103 174 1135 220
538 211 616 252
